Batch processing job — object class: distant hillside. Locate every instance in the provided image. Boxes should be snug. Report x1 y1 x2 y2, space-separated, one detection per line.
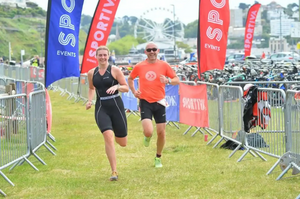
0 5 87 62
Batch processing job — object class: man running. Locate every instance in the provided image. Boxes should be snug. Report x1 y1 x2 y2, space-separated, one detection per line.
128 42 180 168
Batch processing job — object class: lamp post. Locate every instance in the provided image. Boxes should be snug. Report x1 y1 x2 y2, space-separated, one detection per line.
171 4 176 61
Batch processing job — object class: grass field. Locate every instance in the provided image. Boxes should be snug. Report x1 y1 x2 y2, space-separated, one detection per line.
0 90 299 199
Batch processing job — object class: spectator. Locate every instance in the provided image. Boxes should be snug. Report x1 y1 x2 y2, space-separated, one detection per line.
31 55 40 67
261 51 266 59
190 54 197 62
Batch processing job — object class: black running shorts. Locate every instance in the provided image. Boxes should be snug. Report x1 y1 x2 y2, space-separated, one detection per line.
139 99 166 124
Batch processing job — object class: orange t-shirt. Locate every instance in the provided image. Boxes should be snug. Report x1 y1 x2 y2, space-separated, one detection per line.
130 59 176 103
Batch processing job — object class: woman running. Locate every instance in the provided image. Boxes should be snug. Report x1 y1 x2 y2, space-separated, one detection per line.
86 46 129 181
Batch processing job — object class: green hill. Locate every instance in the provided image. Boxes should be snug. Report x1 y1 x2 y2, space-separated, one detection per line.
0 7 87 63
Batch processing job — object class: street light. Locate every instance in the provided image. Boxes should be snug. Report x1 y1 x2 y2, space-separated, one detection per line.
171 4 176 60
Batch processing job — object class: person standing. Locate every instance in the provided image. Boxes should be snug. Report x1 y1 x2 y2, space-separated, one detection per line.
261 51 266 59
128 42 180 168
86 46 129 181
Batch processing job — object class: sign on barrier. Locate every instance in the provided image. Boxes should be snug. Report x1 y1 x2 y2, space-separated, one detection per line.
179 83 209 127
122 78 138 111
166 84 179 122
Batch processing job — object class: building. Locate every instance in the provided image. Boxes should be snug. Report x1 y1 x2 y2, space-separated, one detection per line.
269 37 288 52
228 25 263 38
270 18 295 36
230 9 243 28
228 7 263 38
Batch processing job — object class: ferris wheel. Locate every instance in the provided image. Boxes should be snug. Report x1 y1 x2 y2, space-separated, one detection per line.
134 7 184 42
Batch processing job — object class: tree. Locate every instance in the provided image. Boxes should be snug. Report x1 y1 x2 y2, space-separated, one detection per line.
184 20 198 38
176 41 192 53
107 35 139 55
81 15 92 27
129 16 138 25
285 3 299 17
239 3 250 10
26 2 38 8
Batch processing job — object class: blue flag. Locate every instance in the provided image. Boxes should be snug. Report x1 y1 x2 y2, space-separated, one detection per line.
165 85 179 122
45 0 84 88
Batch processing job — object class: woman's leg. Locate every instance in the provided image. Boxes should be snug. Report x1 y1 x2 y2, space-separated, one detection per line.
115 136 127 147
102 130 117 172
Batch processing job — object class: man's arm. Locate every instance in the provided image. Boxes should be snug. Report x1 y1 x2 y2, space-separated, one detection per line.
128 75 141 99
169 76 180 85
128 76 135 93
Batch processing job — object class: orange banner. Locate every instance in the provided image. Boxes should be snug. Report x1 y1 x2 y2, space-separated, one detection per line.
81 0 120 74
179 83 209 127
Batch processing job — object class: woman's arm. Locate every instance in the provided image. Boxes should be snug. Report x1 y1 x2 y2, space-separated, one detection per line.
86 69 95 110
112 66 129 93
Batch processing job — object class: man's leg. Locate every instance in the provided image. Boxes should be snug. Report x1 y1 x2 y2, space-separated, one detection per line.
142 119 153 147
153 103 166 168
156 123 166 156
142 119 153 137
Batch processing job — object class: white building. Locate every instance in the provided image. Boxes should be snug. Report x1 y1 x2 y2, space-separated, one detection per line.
269 37 288 52
230 9 243 28
270 18 295 36
228 25 263 38
267 8 286 20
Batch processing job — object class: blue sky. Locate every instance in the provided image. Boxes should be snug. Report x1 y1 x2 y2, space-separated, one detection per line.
35 0 298 24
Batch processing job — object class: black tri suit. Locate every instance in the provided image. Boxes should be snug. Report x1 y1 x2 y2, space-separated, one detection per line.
92 65 127 137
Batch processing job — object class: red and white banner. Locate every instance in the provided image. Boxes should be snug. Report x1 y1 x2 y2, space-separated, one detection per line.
45 89 52 134
80 0 120 74
179 83 209 127
198 0 230 76
244 3 261 57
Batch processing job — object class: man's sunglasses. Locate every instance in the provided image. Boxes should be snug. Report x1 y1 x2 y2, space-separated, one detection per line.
146 48 158 52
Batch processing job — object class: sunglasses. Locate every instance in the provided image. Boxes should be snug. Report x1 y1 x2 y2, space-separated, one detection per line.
146 48 158 52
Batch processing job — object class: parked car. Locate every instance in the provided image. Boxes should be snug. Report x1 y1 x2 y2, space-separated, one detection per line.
262 52 300 63
225 53 256 64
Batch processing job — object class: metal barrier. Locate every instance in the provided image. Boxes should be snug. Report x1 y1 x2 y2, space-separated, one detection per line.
0 94 38 187
217 85 244 150
242 88 286 159
216 85 265 161
27 90 56 165
196 81 220 144
267 90 300 180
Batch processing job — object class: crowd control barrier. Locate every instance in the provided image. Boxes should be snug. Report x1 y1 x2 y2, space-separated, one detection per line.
0 74 55 195
268 90 300 180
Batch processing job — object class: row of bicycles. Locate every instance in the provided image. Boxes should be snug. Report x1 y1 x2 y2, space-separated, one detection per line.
173 60 300 91
116 59 300 91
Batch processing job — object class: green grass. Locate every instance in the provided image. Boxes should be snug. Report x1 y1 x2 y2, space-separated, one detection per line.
0 90 299 199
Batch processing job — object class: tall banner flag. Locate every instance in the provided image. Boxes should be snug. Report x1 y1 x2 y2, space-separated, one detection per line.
80 0 120 74
197 0 230 76
45 0 84 88
179 83 209 127
244 3 261 57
